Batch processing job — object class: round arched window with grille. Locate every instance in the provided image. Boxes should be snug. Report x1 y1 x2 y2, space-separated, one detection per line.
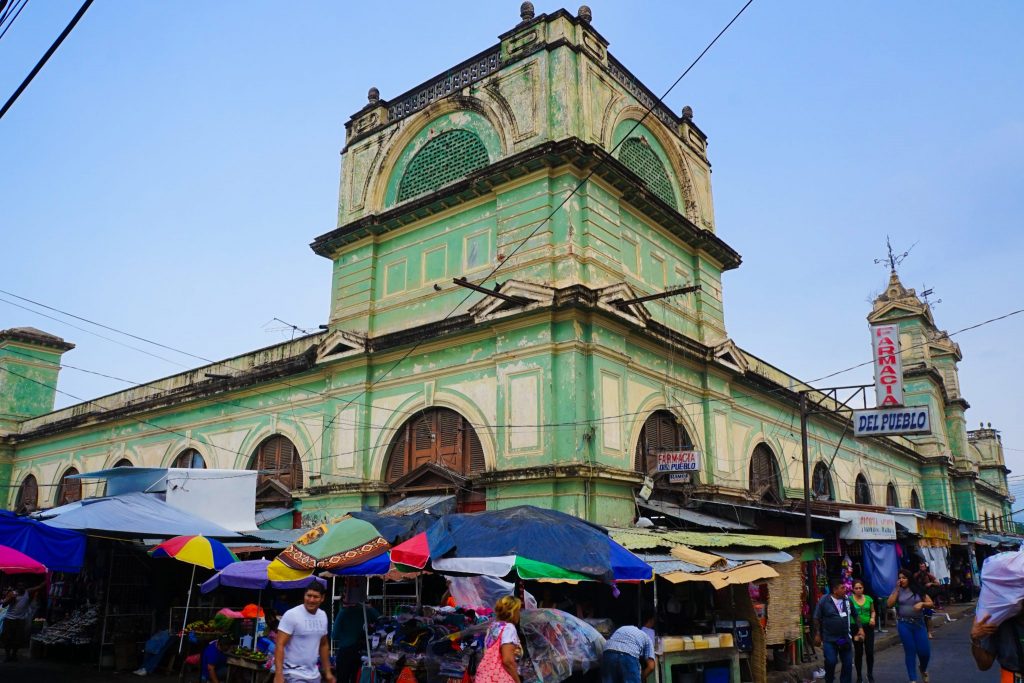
910 489 921 509
15 475 38 513
633 410 694 479
886 482 900 508
749 444 782 504
384 408 485 482
173 448 207 469
812 462 834 501
55 467 82 506
855 473 872 505
250 436 303 491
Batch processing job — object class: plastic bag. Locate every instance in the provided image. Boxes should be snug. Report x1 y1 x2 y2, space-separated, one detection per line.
977 550 1024 625
447 576 537 611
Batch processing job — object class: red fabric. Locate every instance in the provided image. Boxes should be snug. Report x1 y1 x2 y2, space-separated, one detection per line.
473 624 515 683
390 533 430 569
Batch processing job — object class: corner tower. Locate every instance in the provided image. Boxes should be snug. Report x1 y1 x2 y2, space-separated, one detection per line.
311 4 740 346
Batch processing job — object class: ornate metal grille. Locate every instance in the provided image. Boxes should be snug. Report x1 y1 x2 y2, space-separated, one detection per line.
618 137 677 209
397 129 490 202
855 474 872 505
387 48 502 123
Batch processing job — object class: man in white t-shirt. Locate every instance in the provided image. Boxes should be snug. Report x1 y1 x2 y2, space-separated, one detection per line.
275 583 335 683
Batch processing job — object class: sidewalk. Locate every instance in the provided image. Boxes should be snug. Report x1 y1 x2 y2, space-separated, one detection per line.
767 601 976 683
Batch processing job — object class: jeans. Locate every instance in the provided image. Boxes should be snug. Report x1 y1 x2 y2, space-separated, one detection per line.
853 624 874 681
822 640 853 683
601 650 642 683
897 619 930 681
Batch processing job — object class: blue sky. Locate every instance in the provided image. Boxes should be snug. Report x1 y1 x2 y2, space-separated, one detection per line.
2 2 1022 508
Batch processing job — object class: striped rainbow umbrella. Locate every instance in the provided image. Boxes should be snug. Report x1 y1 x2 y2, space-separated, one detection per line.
151 535 238 652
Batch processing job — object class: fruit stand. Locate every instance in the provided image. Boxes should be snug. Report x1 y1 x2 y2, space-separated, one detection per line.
225 649 270 682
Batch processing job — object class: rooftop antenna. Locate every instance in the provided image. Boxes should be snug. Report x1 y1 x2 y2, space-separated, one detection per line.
873 235 917 272
920 284 942 309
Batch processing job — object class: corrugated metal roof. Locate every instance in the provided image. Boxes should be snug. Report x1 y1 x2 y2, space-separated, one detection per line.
638 498 753 530
378 494 456 517
608 527 821 552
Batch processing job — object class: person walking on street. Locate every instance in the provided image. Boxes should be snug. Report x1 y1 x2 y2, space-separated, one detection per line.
913 560 940 639
1 580 44 662
474 596 524 683
813 576 863 683
888 568 933 683
850 579 876 683
970 608 1024 682
600 621 656 683
275 583 335 683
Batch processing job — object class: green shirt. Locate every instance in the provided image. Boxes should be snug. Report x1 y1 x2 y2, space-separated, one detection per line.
851 595 874 625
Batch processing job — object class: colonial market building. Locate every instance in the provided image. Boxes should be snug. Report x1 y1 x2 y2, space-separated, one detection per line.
1 5 1014 555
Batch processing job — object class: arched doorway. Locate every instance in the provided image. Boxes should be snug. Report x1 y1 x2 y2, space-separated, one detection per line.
383 407 486 512
812 462 834 501
633 410 697 483
249 435 304 508
855 473 872 505
55 467 82 506
15 475 38 514
749 444 782 504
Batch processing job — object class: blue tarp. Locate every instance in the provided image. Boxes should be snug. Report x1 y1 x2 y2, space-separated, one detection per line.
0 510 86 572
35 491 246 540
863 540 899 598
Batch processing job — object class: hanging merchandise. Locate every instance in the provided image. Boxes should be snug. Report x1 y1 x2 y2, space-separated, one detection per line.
840 555 854 593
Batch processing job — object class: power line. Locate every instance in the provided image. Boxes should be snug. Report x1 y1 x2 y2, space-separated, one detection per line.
0 0 92 121
0 0 28 42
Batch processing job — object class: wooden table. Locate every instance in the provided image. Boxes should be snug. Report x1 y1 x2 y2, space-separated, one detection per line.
658 646 743 683
225 654 271 683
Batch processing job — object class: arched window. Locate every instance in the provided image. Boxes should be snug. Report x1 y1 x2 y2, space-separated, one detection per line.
618 137 678 209
55 467 82 506
173 448 206 469
886 482 900 508
113 459 133 468
812 462 834 501
910 489 921 509
634 410 694 480
983 511 990 531
251 436 303 491
855 473 872 505
15 475 38 513
749 444 782 504
397 130 489 202
384 408 485 482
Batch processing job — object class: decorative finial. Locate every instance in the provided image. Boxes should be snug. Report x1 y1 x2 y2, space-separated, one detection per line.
367 87 380 105
681 105 694 121
578 5 592 22
520 2 535 21
988 422 993 428
874 235 917 273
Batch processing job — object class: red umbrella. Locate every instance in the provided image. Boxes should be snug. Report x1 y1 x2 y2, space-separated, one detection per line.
0 544 46 574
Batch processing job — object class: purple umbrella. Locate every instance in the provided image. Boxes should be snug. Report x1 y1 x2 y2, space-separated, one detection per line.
200 558 326 593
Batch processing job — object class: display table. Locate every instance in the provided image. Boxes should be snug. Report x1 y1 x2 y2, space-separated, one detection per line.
659 646 742 683
225 654 270 683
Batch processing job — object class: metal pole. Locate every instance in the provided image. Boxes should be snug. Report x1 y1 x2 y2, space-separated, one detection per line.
800 392 812 539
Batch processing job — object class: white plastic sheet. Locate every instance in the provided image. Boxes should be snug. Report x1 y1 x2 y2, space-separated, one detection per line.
977 550 1024 625
446 575 537 610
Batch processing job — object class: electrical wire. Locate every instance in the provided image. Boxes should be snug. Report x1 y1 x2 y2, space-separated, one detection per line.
0 0 27 42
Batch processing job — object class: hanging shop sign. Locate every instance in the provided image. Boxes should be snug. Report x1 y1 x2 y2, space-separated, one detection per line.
657 450 702 472
839 510 897 540
852 405 931 437
669 473 692 484
871 323 904 406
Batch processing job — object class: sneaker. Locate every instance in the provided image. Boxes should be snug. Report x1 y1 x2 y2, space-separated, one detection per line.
132 668 148 676
920 670 929 683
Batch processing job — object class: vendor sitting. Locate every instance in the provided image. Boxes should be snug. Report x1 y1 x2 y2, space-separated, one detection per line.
201 635 233 683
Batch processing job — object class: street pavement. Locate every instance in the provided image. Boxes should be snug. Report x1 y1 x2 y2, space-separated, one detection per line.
850 612 996 683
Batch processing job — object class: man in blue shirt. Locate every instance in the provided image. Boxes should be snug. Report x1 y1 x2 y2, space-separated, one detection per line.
201 636 232 683
601 616 656 683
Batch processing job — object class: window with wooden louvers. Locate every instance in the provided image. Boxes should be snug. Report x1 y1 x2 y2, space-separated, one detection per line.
385 408 486 483
173 449 206 469
886 482 900 508
253 436 303 491
56 468 82 506
855 474 872 505
749 445 781 504
634 410 692 476
15 475 38 513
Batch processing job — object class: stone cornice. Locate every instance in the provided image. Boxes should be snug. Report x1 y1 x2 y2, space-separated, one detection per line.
0 328 74 353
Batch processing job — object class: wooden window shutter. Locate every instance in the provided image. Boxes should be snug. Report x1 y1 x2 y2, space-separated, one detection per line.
256 436 301 491
468 428 486 475
411 414 435 469
635 411 690 475
437 409 464 471
750 446 780 503
386 428 409 482
886 483 899 508
58 468 81 505
17 475 38 512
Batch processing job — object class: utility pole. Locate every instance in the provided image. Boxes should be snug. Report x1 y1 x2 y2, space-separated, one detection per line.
800 392 811 538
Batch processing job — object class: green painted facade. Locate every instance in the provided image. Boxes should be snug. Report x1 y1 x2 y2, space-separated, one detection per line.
0 8 1011 531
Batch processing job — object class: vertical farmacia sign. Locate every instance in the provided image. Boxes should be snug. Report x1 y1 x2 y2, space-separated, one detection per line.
871 324 903 406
